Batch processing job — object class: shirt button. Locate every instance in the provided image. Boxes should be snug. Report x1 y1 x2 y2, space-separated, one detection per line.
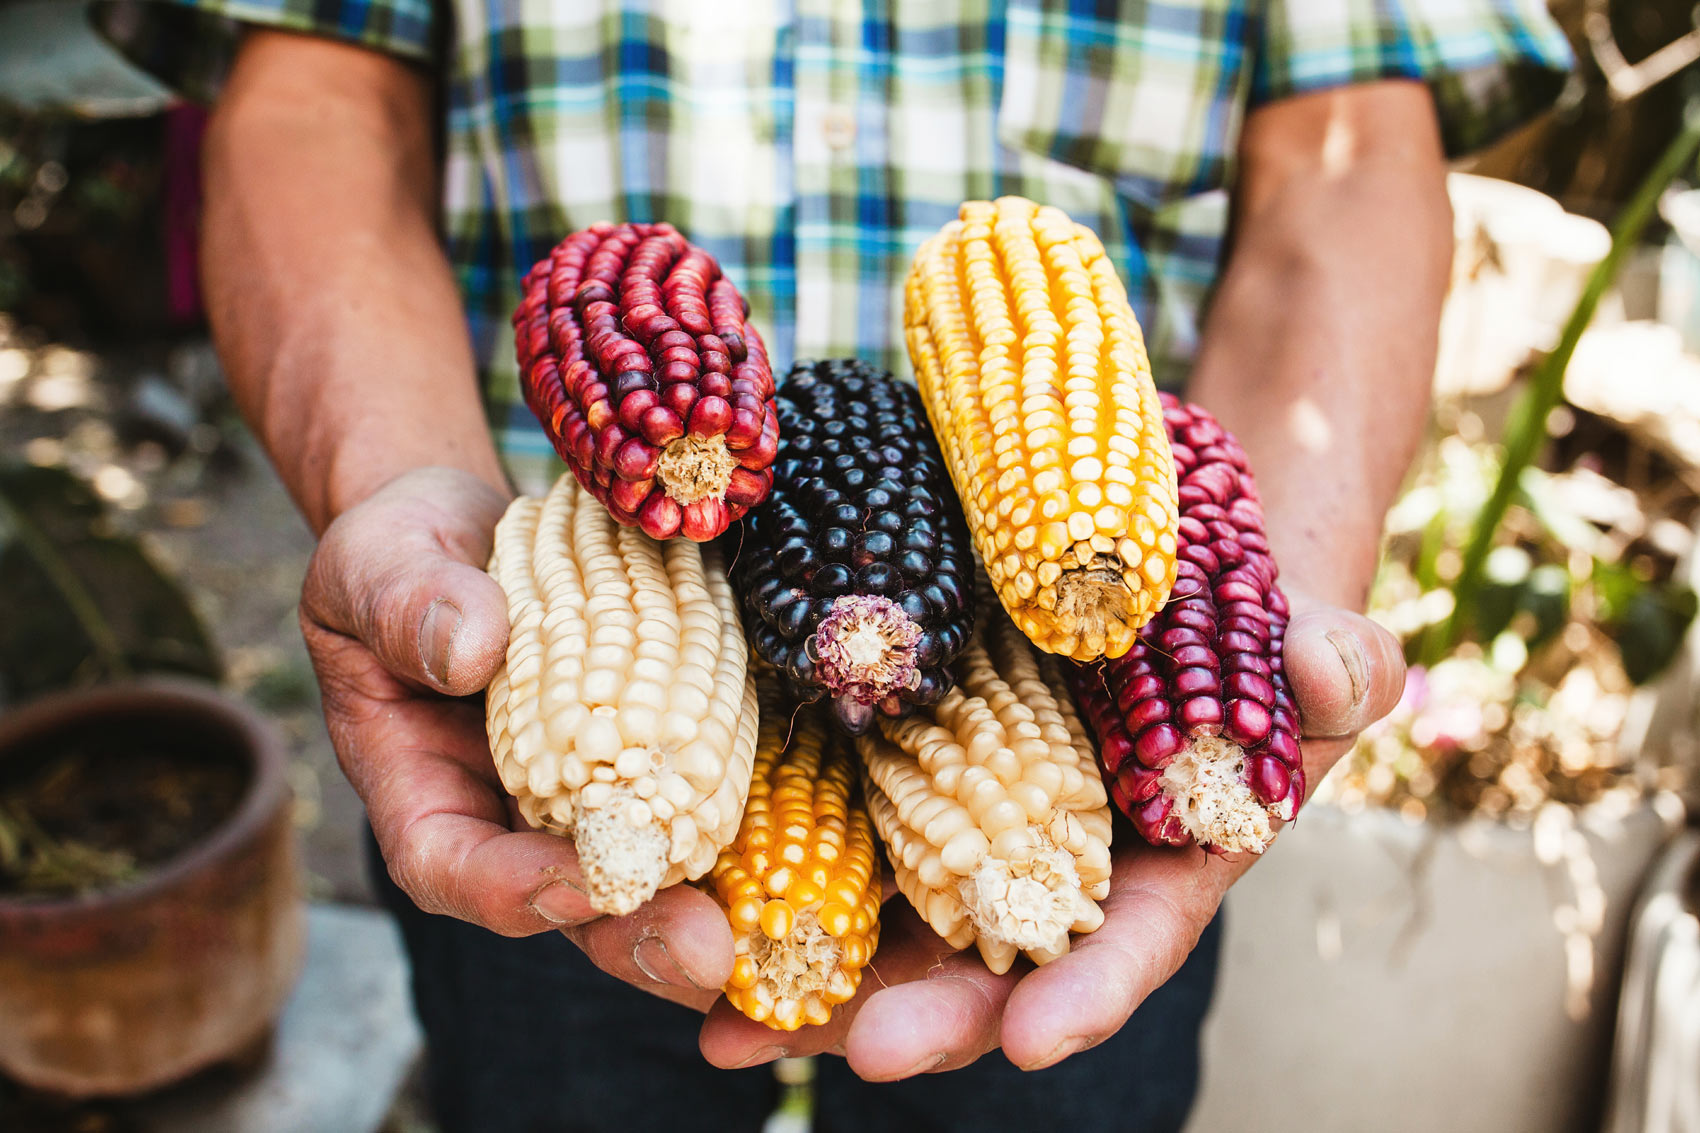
822 109 856 150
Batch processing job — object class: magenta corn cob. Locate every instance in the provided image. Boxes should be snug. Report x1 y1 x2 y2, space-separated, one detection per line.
1071 394 1302 854
514 222 780 541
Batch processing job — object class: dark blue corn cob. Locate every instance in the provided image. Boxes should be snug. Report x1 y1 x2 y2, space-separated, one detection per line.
732 359 974 734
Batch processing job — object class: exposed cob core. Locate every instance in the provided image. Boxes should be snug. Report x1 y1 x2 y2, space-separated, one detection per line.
903 196 1179 662
515 222 780 541
858 595 1111 974
735 359 974 734
1072 395 1302 854
708 679 880 1030
484 474 760 914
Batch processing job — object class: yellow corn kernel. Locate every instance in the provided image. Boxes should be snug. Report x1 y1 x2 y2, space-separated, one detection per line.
484 473 760 916
857 589 1112 975
707 678 881 1030
904 196 1180 662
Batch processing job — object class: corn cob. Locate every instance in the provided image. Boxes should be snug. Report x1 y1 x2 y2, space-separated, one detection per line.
1071 395 1301 855
484 473 760 915
515 222 780 542
733 359 975 734
857 594 1111 974
903 196 1179 663
708 678 881 1030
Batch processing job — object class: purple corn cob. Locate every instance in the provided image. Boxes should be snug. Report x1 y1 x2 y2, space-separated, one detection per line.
1071 394 1303 854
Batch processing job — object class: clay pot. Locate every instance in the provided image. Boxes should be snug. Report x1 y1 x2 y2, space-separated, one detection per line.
0 680 305 1096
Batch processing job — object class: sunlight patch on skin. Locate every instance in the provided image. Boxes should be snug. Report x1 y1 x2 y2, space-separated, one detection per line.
1287 397 1333 453
1321 106 1358 176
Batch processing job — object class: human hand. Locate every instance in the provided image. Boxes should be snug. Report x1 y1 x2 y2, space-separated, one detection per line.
299 466 733 1009
697 589 1404 1076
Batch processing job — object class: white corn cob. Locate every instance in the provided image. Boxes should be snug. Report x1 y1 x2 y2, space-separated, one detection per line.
857 597 1112 974
485 473 760 915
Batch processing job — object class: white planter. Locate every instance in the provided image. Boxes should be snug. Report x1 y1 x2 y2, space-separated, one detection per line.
1188 800 1679 1133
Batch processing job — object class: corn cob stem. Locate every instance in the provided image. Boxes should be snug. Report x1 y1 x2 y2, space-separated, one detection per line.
904 196 1179 662
655 432 739 505
485 474 760 915
858 597 1111 974
709 681 880 1030
1072 395 1302 855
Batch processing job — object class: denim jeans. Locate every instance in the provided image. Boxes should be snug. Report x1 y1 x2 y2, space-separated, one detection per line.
367 832 1221 1133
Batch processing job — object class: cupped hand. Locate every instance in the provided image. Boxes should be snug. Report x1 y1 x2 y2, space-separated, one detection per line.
697 591 1405 1076
299 466 732 1009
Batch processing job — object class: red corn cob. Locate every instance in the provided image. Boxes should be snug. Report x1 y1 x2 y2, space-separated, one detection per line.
513 222 780 541
1071 393 1302 854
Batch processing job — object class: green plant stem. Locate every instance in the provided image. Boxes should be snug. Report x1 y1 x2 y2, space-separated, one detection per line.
0 483 132 680
1422 101 1700 666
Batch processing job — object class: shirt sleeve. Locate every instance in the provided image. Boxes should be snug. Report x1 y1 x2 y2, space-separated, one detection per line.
90 0 439 102
1252 0 1574 158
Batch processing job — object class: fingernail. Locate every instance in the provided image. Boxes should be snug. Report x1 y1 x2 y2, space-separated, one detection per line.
734 1045 787 1069
421 598 463 686
1325 628 1368 707
529 879 590 925
1022 1034 1099 1071
827 1042 847 1057
869 1052 947 1082
633 932 701 989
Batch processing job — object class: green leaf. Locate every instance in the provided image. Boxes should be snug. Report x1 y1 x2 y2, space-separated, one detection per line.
1598 575 1693 680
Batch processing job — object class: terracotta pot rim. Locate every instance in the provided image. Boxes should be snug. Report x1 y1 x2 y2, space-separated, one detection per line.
0 677 290 916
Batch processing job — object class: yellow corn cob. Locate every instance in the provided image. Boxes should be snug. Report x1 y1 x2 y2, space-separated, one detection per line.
857 592 1112 974
708 677 881 1030
904 195 1180 661
485 473 760 916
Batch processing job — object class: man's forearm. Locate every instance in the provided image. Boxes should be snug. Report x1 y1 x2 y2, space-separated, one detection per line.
1189 82 1451 610
203 32 508 534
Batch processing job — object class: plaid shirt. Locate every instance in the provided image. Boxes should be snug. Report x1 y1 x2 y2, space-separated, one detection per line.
102 0 1570 479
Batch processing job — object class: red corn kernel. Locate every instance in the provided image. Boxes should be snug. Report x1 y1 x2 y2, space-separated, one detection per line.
613 437 660 481
688 395 733 437
737 430 778 470
725 407 764 450
638 493 683 540
617 388 660 433
680 497 727 542
662 383 698 420
724 466 773 507
593 423 629 468
639 405 684 447
609 475 654 515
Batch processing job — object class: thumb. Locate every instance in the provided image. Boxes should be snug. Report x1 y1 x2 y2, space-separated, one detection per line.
302 470 512 696
1282 607 1405 739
